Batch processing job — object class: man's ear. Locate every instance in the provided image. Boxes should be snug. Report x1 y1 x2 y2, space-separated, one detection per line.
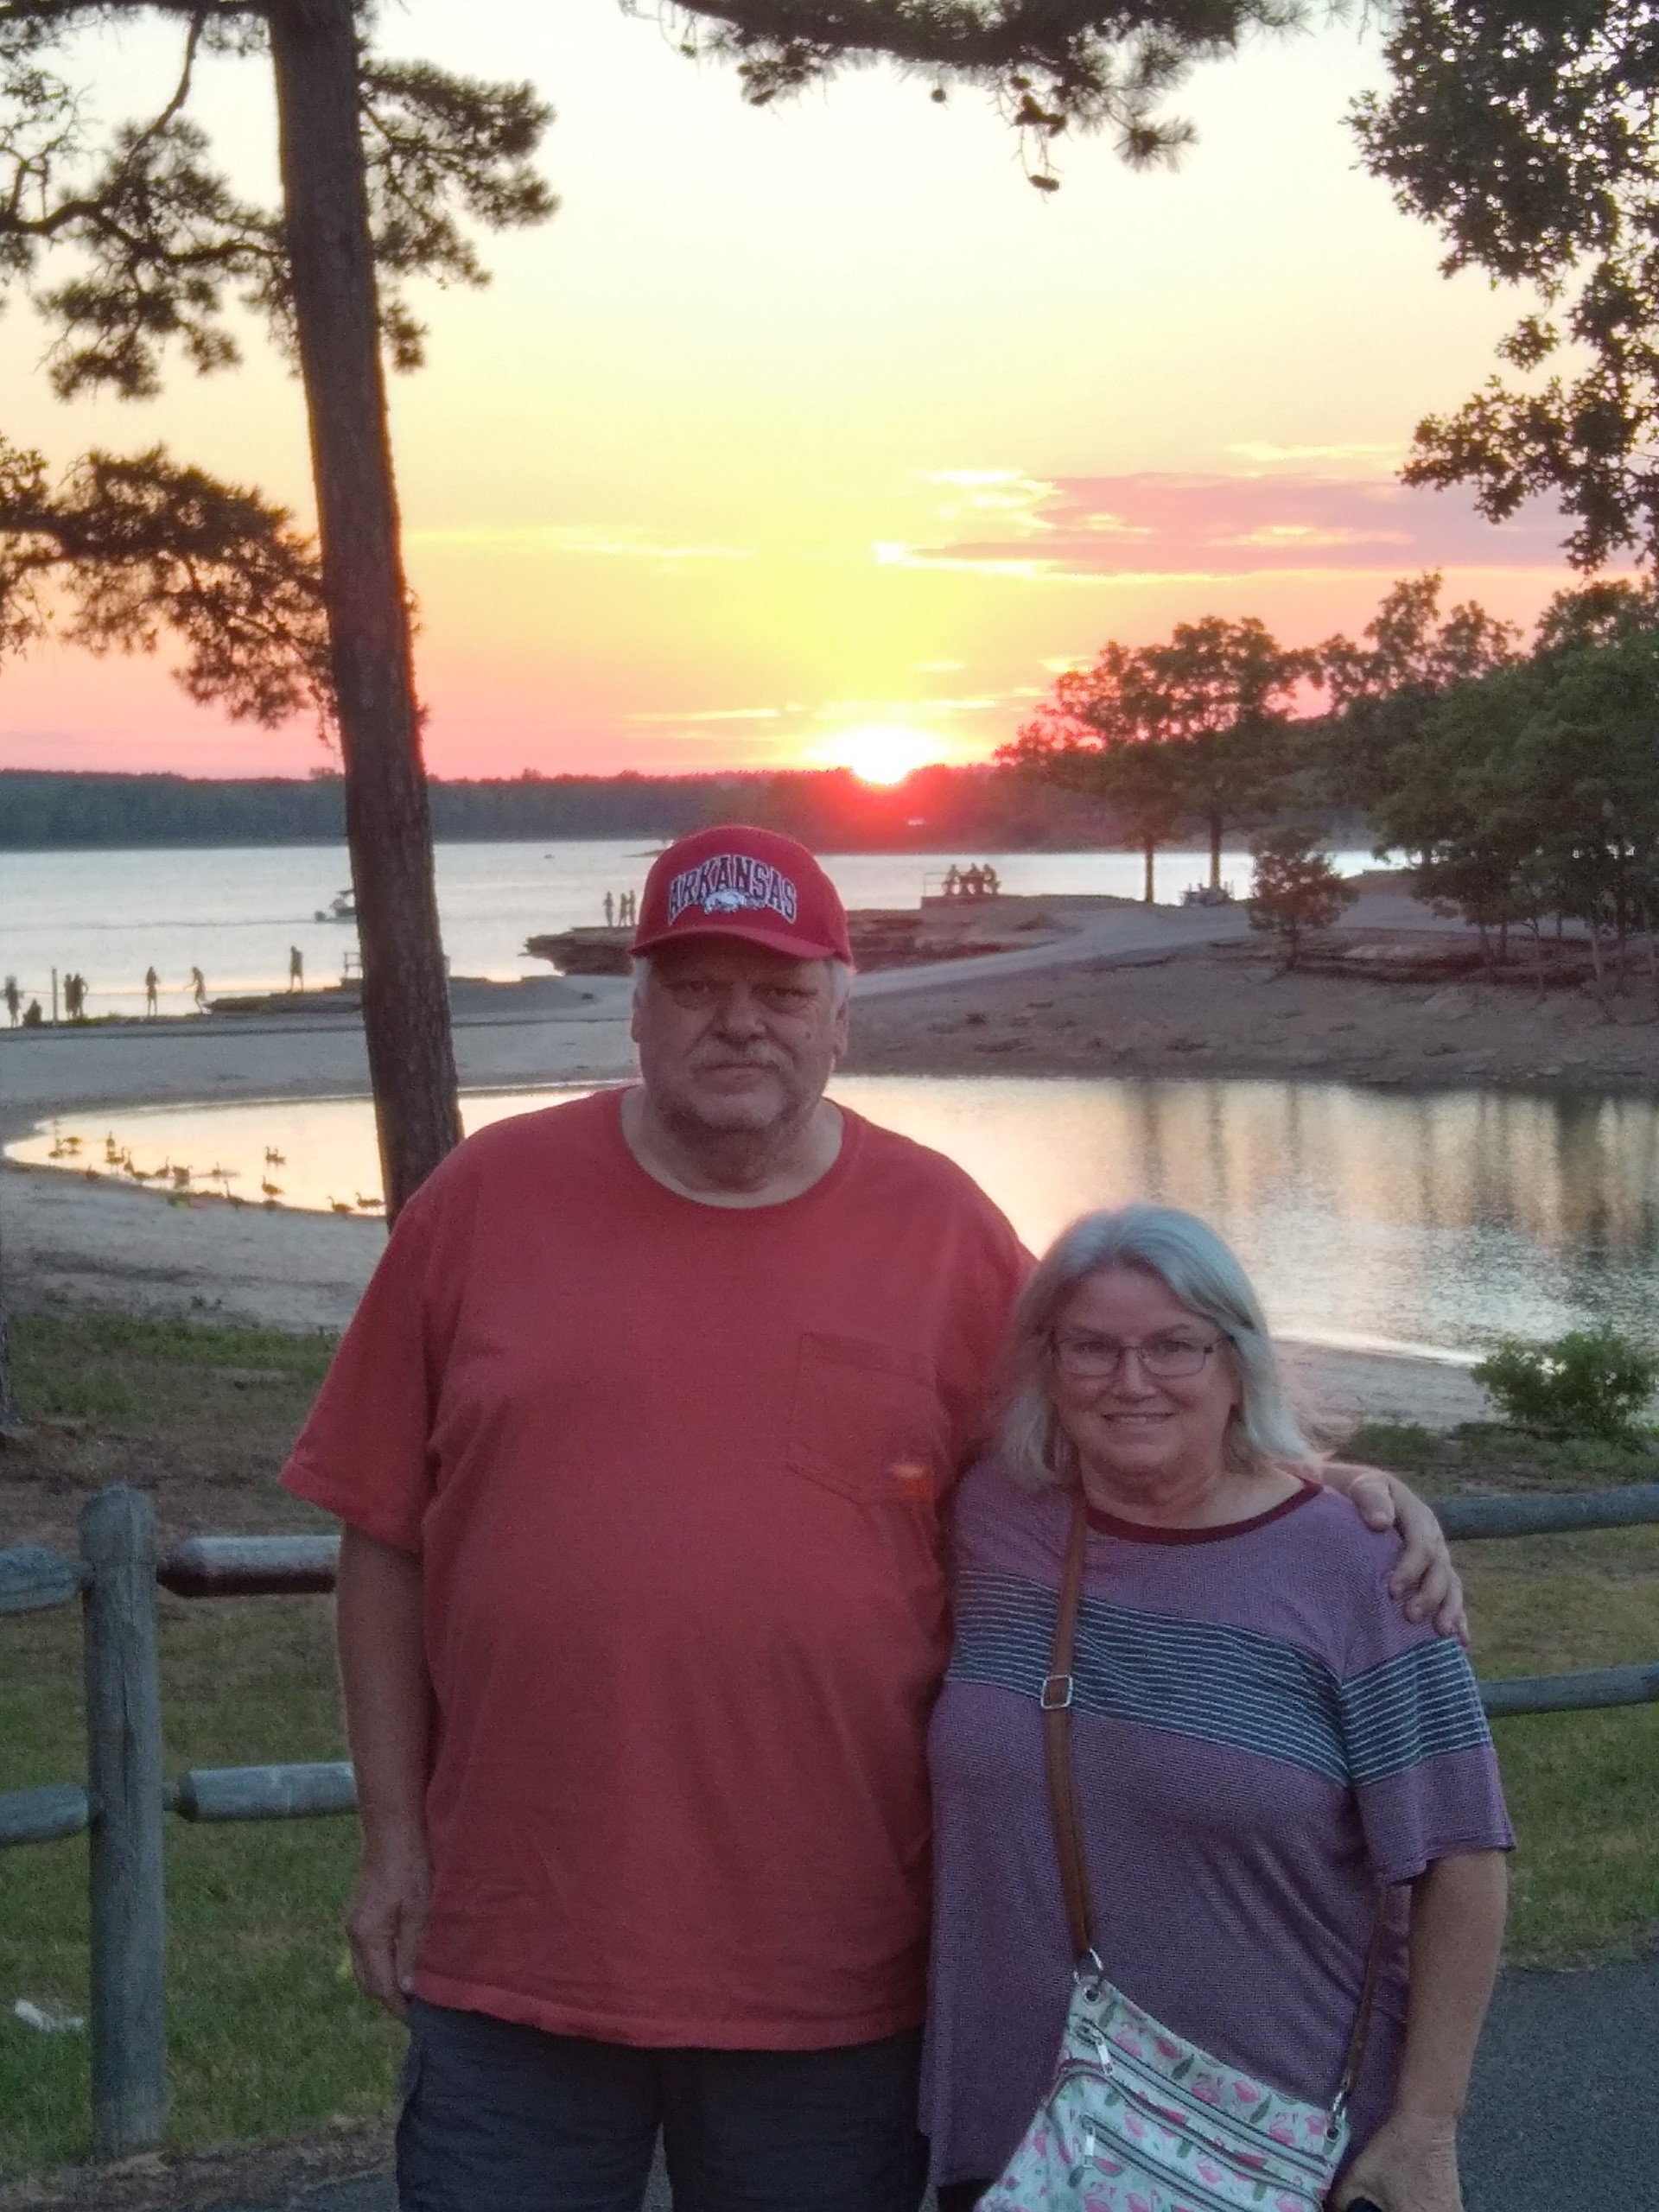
830 989 851 1065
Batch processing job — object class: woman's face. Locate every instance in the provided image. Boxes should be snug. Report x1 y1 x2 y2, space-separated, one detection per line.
1048 1265 1240 1497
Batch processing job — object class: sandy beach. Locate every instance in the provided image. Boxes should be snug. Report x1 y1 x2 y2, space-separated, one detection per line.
7 883 1652 1433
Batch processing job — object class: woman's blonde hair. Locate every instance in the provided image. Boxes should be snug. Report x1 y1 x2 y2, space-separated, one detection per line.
998 1204 1310 1491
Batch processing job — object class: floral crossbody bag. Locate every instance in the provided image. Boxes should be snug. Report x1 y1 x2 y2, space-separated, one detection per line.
979 1493 1386 2212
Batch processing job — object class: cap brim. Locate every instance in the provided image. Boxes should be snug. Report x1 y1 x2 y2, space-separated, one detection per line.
630 918 850 965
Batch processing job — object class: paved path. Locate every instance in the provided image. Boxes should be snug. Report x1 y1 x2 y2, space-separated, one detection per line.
206 1955 1659 2209
852 901 1250 1000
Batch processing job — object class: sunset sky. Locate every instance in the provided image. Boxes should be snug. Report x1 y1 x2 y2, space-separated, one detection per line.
0 2 1584 783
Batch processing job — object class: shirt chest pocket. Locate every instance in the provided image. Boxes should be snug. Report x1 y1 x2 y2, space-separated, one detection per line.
785 1332 949 1507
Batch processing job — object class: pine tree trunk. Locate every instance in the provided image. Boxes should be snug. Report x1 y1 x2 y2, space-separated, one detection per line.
1209 812 1223 893
0 1205 20 1434
1142 840 1154 905
1587 918 1608 1017
268 0 461 1220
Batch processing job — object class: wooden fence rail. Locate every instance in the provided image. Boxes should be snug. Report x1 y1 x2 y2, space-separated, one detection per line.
3 1477 1657 2161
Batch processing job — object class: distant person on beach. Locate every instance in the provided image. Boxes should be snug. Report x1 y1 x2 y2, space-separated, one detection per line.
943 864 961 898
289 946 305 993
3 976 19 1027
189 966 207 1011
282 823 1463 2212
143 967 159 1016
604 891 616 927
981 863 999 898
64 972 86 1020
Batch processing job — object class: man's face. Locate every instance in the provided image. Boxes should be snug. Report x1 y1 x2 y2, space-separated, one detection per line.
632 939 849 1140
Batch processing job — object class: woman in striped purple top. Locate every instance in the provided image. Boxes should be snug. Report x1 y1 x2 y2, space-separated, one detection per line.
923 1205 1511 2212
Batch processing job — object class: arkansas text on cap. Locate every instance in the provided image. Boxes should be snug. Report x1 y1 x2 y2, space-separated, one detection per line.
630 825 855 967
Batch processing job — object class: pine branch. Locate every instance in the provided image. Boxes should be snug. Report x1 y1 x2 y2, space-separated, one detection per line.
658 0 1302 174
0 433 335 729
0 5 556 391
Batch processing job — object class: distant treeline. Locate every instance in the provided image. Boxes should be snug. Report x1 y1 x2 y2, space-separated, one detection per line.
0 764 1131 852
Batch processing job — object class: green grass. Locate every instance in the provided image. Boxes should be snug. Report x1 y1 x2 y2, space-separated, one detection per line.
1346 1417 1658 1964
0 1319 1656 2171
1458 1524 1659 1963
1344 1417 1659 1488
0 1597 402 2177
1 1313 391 2175
12 1306 335 1435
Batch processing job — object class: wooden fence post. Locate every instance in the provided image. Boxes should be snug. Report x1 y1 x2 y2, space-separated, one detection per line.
80 1487 167 2158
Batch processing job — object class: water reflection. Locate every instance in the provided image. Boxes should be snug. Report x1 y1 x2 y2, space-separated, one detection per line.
12 1076 1659 1360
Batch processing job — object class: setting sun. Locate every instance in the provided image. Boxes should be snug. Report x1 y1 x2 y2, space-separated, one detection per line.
823 723 942 785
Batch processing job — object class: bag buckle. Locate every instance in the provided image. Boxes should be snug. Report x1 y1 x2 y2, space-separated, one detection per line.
1074 1948 1107 2005
1040 1671 1074 1710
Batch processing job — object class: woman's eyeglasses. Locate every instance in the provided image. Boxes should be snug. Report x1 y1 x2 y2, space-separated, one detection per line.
1050 1332 1226 1381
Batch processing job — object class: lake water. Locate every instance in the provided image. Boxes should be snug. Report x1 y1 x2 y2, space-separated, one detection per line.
14 1075 1659 1362
0 841 1380 1020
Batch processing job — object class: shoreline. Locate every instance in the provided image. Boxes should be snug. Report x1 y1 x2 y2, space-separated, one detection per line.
3 891 1649 1437
1 1160 1492 1432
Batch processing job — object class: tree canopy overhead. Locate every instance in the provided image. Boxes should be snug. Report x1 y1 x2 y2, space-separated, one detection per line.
1352 0 1659 570
664 0 1306 173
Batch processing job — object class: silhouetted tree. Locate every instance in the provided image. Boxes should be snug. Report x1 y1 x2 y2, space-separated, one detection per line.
1317 572 1521 817
1129 616 1307 889
1352 0 1659 571
0 1 555 1215
1 434 331 722
1361 597 1659 1007
671 0 1307 181
1002 617 1305 897
1001 642 1189 902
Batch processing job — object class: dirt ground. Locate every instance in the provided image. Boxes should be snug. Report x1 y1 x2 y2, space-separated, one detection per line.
845 934 1659 1090
0 1316 335 1556
0 2121 391 2210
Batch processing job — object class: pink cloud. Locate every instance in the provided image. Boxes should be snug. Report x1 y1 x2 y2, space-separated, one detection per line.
900 472 1576 579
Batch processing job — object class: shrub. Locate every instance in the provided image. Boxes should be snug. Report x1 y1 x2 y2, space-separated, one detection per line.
1472 1327 1659 1439
1247 832 1358 967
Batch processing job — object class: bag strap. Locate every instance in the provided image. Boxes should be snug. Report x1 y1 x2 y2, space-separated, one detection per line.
1040 1493 1096 1962
1333 1890 1387 2121
1039 1488 1388 2111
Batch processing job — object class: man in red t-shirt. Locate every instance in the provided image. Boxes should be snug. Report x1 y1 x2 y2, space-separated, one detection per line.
283 825 1461 2212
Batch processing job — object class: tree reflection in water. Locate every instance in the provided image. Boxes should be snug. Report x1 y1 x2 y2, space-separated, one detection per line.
13 1075 1659 1361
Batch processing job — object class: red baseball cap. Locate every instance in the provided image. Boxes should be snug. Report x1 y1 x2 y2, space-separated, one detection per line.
630 824 854 966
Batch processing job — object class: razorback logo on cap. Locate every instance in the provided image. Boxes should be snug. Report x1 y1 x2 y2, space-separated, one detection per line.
666 853 800 929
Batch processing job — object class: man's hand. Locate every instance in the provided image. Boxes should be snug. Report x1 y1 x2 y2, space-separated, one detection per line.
1319 1461 1467 1645
346 1833 431 2019
334 1526 434 2017
1332 2110 1463 2212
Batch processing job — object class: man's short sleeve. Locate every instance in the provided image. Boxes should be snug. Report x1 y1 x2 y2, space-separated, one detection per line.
280 1176 451 1553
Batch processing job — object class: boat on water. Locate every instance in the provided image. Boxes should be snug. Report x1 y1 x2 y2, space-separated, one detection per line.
1181 882 1236 907
315 887 357 922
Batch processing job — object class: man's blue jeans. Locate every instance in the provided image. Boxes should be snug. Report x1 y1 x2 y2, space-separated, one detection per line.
397 1999 930 2212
